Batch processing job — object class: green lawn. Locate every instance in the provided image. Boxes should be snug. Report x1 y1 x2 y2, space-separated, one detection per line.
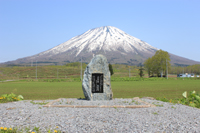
0 80 200 100
0 82 84 100
112 80 200 99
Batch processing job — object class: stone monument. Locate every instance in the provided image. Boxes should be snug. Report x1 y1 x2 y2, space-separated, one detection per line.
82 54 113 100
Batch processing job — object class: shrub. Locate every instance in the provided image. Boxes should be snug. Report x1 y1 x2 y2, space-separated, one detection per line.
157 91 200 108
0 93 23 103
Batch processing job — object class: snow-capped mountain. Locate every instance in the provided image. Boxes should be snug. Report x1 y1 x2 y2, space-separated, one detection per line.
4 26 200 65
37 26 158 57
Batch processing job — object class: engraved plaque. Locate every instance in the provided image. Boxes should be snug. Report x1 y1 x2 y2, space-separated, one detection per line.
92 73 103 93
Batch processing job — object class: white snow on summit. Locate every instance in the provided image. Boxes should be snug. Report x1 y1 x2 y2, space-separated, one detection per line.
38 26 158 57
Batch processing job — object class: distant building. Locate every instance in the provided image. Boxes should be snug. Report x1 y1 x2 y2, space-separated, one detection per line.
177 73 195 77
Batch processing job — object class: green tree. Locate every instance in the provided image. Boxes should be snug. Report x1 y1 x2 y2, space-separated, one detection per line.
109 64 114 76
138 66 145 78
144 57 153 77
144 50 171 77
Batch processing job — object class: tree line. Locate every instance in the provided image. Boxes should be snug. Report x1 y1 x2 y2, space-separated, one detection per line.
169 65 200 75
143 49 200 76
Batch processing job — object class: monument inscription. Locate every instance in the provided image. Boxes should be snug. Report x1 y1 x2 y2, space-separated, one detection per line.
92 73 103 93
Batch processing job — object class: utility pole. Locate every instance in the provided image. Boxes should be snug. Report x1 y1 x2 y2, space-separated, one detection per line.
36 61 37 80
166 59 168 79
129 66 130 77
80 57 82 81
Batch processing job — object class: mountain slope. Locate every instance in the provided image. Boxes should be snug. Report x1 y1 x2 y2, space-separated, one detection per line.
4 26 200 66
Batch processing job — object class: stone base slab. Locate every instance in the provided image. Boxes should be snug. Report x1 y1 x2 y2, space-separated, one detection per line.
43 97 156 108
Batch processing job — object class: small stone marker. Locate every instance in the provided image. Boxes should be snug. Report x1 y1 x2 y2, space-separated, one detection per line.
82 54 113 100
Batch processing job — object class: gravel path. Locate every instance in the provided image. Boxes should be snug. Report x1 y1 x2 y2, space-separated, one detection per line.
1 98 200 133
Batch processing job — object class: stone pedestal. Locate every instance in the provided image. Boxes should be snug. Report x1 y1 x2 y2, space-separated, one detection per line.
82 54 113 100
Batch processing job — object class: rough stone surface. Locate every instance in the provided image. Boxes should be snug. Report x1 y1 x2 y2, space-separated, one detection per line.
82 54 113 100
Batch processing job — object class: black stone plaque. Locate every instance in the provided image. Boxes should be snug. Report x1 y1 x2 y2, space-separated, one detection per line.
92 73 103 93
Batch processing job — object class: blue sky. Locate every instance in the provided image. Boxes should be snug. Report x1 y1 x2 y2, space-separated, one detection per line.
0 0 200 63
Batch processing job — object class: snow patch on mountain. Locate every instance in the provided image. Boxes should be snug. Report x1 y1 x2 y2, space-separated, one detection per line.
37 26 158 57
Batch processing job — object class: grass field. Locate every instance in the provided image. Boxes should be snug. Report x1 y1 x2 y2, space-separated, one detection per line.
0 79 200 100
